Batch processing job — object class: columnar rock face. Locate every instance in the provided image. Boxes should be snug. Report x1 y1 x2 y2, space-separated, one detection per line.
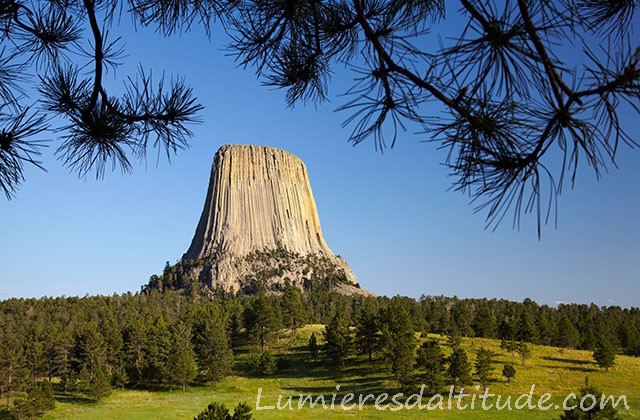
184 144 364 295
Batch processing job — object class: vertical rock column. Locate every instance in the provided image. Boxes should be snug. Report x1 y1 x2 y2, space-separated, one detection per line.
184 144 359 293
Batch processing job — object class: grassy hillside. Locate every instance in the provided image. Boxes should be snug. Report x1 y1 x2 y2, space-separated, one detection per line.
44 325 640 419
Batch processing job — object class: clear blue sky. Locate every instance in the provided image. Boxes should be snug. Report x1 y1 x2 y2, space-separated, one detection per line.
1 16 638 307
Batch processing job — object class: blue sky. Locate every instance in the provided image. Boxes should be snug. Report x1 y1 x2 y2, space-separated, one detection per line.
1 14 638 307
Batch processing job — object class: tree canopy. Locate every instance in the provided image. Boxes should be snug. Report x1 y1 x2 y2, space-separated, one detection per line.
1 0 638 232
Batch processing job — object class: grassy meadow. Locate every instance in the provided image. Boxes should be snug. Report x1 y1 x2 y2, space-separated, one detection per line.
42 325 640 419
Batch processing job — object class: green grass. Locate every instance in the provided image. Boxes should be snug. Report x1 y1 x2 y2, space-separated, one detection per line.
43 325 640 419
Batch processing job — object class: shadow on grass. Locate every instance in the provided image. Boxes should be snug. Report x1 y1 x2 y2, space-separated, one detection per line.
540 365 598 373
542 356 593 366
55 394 97 405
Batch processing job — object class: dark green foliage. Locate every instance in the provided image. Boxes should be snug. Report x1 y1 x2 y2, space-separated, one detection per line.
0 329 29 406
517 342 531 366
447 347 472 389
144 316 172 385
323 311 351 367
593 340 616 372
76 325 112 401
244 293 280 351
557 315 582 349
0 287 640 411
502 364 516 384
472 302 498 338
250 351 277 375
48 326 74 393
559 381 623 419
123 319 148 387
447 330 463 351
415 339 446 395
500 338 517 356
452 301 473 337
231 402 253 420
308 333 319 359
380 297 417 389
194 402 231 420
354 299 380 361
193 306 234 383
281 284 306 336
11 381 56 418
517 299 540 343
194 401 253 420
475 348 494 390
167 322 198 390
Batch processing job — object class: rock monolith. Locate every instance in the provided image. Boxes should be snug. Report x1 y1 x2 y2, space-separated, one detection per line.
183 144 365 295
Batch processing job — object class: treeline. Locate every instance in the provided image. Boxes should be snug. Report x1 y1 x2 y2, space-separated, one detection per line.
1 286 639 417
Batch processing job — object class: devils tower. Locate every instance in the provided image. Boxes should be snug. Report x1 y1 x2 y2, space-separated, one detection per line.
182 144 365 295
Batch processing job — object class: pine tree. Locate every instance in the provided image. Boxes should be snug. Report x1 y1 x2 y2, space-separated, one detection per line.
281 284 306 336
447 347 472 389
516 307 539 343
194 402 231 420
25 323 47 381
517 342 531 366
167 322 199 391
560 380 623 419
452 301 473 337
123 319 148 387
323 311 351 367
231 402 253 420
475 348 494 391
308 333 319 360
0 330 29 406
472 302 497 338
47 326 74 393
245 293 280 351
76 325 112 401
144 316 172 385
193 310 234 382
252 351 277 375
415 339 446 395
502 364 516 384
557 316 581 349
380 298 416 389
354 300 380 361
194 401 253 420
593 340 616 372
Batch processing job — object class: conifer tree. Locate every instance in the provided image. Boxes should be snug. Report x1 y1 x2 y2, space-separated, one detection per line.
560 380 623 420
281 284 306 336
472 302 497 338
167 322 199 391
593 340 616 372
123 319 148 387
245 293 280 351
47 326 74 393
475 348 495 391
324 311 351 367
502 364 516 384
447 347 472 389
76 325 112 401
308 333 319 360
231 402 253 420
517 341 531 366
144 316 172 385
415 339 446 395
0 330 29 406
557 316 581 349
380 298 416 388
193 310 234 382
354 300 380 361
